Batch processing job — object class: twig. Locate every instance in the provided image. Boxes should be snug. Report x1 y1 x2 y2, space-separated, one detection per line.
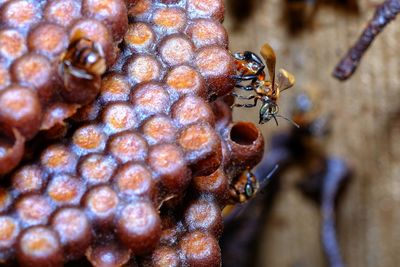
333 0 400 80
320 158 350 267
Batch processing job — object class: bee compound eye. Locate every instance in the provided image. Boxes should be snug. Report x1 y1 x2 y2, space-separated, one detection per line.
245 183 253 198
86 53 98 64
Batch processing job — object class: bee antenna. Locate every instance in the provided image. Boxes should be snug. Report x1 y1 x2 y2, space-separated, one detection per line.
276 114 300 128
272 115 279 126
266 164 279 180
258 164 279 195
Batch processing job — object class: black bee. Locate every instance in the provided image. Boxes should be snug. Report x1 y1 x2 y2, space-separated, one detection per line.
229 165 279 204
229 167 258 203
59 36 106 81
232 43 298 127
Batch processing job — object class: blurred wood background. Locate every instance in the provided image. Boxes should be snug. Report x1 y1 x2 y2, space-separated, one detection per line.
223 0 400 266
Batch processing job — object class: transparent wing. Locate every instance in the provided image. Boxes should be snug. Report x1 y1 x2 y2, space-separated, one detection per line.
277 68 295 91
260 43 276 90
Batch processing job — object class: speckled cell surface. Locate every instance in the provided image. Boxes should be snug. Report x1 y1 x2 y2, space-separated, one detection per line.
0 0 264 266
0 0 129 175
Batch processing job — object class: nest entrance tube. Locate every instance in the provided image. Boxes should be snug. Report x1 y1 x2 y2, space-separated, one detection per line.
229 122 259 146
226 122 264 178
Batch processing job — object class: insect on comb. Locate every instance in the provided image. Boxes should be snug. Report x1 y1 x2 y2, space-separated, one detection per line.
59 35 107 82
232 43 298 128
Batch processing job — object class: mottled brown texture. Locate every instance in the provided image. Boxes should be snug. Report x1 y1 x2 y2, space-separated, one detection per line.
179 230 221 267
51 208 92 260
165 65 207 99
117 201 161 253
12 165 45 195
17 226 63 267
115 162 155 199
0 0 130 174
86 241 131 267
148 143 190 193
47 174 85 206
151 246 181 267
186 18 228 48
124 22 155 53
141 115 177 145
0 86 42 139
178 122 222 176
0 0 266 265
83 185 119 229
82 0 128 42
16 195 53 227
184 198 223 237
159 34 195 66
0 216 19 252
153 7 186 34
171 95 215 126
192 168 229 202
108 131 148 163
28 24 68 58
195 45 235 99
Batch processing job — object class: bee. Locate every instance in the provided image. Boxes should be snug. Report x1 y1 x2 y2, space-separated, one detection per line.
229 167 259 203
229 165 279 203
59 36 106 81
232 43 298 127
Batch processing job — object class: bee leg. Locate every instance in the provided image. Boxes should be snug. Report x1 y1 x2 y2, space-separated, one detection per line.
244 97 259 108
231 92 256 100
272 115 279 126
233 74 258 81
245 51 265 70
235 84 254 91
231 98 259 108
243 103 258 108
231 103 252 108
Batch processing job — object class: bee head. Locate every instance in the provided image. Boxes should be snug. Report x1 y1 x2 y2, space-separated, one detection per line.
243 168 258 201
259 99 279 124
244 181 255 199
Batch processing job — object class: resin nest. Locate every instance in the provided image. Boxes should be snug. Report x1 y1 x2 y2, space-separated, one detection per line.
0 0 264 266
0 0 130 174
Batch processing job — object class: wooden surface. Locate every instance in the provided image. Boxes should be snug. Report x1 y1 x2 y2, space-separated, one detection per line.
224 0 400 266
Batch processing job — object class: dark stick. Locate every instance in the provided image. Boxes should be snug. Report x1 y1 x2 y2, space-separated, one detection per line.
298 157 350 267
320 158 349 267
333 0 400 80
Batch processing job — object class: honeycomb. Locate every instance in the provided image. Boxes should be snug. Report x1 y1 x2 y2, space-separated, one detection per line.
0 0 265 266
0 0 129 174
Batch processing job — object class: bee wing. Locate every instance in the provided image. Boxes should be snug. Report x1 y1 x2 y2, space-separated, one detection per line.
257 164 279 192
277 68 295 91
93 41 105 58
260 43 276 88
67 65 94 80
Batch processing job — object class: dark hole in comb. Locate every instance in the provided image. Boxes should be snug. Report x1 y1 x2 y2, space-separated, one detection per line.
230 122 258 146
